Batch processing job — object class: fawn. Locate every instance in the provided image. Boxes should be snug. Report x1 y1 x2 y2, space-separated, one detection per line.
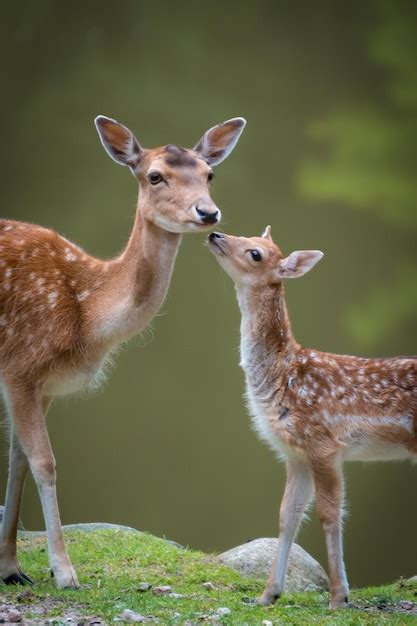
0 115 246 588
208 227 416 609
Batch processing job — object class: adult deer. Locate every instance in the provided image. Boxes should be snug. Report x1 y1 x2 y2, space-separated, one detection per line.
0 115 246 588
208 227 416 609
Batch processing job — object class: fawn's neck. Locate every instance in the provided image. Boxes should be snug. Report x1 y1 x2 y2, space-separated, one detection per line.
90 192 182 343
236 283 297 389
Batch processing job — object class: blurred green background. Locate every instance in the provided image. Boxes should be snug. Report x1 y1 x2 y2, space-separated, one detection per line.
1 0 416 587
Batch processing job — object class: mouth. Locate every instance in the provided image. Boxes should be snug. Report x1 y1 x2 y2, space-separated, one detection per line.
186 220 215 230
207 233 227 255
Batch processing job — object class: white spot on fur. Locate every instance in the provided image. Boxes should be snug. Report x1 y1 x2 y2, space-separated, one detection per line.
65 248 77 262
77 290 90 302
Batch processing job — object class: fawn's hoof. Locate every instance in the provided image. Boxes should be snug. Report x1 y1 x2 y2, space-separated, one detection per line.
257 591 280 606
3 572 34 586
330 595 349 610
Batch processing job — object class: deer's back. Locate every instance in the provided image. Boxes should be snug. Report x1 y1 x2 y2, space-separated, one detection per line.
0 219 105 384
245 346 417 462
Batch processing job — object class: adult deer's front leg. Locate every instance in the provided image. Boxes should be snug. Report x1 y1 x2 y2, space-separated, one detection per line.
0 397 52 584
259 458 314 605
0 430 32 584
8 386 78 589
312 456 348 609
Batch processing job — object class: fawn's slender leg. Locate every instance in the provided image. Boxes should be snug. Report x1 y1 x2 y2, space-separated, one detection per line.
259 458 314 605
7 385 78 589
311 456 348 609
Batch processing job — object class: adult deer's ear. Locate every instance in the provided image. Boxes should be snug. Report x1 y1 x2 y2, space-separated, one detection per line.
94 116 143 168
261 225 272 240
194 117 246 166
276 250 324 279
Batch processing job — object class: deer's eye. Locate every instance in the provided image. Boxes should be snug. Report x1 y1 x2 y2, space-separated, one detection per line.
148 171 163 185
250 249 262 262
207 171 214 183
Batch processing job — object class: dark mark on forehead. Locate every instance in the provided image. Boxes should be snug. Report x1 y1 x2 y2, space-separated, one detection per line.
164 144 198 168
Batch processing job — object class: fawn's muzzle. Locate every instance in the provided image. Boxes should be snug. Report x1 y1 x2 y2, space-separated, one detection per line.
209 232 225 242
208 232 227 254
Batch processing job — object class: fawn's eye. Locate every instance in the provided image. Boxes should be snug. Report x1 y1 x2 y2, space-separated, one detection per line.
148 171 163 185
207 171 214 183
250 249 262 262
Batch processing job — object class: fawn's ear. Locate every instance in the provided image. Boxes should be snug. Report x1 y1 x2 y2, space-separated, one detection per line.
94 116 143 167
261 225 272 240
194 117 246 166
277 250 324 279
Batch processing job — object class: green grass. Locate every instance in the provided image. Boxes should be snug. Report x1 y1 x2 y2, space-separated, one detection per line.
1 529 416 624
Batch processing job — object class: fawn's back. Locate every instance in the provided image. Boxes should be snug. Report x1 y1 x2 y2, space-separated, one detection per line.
245 345 417 463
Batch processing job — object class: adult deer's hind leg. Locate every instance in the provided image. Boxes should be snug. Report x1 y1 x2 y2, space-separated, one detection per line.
6 384 78 589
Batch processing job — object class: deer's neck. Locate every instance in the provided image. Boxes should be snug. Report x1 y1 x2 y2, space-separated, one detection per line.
90 194 181 344
120 206 181 306
236 283 297 392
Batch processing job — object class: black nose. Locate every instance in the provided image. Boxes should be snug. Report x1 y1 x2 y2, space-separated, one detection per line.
196 208 219 225
209 232 224 241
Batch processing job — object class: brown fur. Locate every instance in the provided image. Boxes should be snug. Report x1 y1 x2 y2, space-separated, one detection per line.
208 230 416 609
0 115 246 589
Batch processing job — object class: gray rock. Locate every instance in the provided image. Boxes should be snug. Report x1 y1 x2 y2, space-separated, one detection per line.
152 585 172 595
0 505 24 531
165 539 185 549
61 522 139 534
20 522 139 537
119 609 147 622
0 605 22 623
218 538 329 593
202 581 215 591
216 607 231 617
20 522 184 548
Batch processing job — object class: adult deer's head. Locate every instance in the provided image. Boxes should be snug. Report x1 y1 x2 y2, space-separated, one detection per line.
95 116 246 233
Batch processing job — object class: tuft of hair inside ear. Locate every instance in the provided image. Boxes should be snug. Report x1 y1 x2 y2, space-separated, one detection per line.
194 117 246 166
278 250 324 279
94 116 142 168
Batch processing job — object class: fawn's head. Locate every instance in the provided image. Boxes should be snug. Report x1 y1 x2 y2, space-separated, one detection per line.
94 116 246 233
208 227 323 286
